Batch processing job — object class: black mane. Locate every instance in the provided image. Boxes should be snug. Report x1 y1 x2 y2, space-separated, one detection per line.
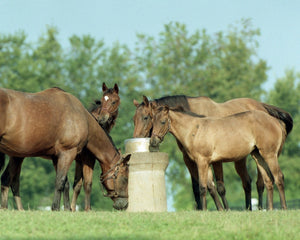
170 106 206 118
154 95 191 111
88 100 101 113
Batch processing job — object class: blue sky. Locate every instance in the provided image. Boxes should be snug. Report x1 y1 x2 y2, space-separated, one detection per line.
0 0 299 91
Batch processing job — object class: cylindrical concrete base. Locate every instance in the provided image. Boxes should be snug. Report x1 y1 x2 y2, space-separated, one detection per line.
126 152 169 212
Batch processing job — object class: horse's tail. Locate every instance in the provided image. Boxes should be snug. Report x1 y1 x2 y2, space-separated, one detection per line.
0 152 6 172
262 103 293 135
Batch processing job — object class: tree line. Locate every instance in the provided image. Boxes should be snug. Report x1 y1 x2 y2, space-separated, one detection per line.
0 20 299 210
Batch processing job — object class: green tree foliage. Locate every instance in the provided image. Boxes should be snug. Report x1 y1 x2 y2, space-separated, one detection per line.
0 20 298 211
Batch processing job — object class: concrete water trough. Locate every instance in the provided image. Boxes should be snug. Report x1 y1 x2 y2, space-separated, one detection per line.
125 138 169 212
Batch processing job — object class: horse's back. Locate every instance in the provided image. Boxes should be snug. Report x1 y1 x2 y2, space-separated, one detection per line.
187 96 266 117
0 88 89 157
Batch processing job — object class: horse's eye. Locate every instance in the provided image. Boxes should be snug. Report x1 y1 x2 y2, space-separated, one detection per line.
143 116 149 121
161 121 166 125
112 101 116 105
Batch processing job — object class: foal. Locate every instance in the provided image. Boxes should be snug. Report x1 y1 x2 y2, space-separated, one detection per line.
150 106 288 210
71 83 120 211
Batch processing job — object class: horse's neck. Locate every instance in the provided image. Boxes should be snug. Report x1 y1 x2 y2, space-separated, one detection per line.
87 118 119 167
168 111 194 144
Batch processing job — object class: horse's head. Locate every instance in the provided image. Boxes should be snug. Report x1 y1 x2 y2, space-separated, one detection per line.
100 153 131 210
133 96 154 138
150 104 170 148
98 83 120 125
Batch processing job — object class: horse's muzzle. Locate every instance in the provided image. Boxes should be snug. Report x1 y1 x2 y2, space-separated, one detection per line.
113 198 128 210
99 114 110 124
150 136 161 148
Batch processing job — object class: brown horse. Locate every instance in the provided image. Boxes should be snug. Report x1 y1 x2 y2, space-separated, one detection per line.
150 106 289 210
71 82 121 211
0 87 130 211
133 95 293 210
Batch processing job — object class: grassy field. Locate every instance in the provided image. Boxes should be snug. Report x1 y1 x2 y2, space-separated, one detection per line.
0 210 299 240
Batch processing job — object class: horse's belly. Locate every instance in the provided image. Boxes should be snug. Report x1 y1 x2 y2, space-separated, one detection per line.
0 135 55 157
210 141 254 162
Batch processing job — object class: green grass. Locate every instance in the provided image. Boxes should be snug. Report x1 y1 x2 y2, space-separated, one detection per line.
0 210 299 240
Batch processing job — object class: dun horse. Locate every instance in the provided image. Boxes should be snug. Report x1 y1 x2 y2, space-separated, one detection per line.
0 87 130 211
71 83 121 211
133 95 293 210
150 106 288 210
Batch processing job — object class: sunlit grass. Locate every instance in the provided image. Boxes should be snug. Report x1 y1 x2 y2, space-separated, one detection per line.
0 210 299 239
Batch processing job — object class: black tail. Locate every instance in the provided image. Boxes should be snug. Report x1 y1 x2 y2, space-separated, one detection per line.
0 152 5 172
262 103 293 135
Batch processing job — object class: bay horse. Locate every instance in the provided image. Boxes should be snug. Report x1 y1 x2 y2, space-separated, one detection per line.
71 82 121 211
133 95 293 210
0 87 130 211
150 105 288 210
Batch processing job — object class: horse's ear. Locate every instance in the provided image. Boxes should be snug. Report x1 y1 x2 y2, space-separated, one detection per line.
163 105 170 113
102 82 108 92
143 96 149 107
95 99 101 105
114 83 119 94
123 154 131 164
150 101 157 110
133 99 140 107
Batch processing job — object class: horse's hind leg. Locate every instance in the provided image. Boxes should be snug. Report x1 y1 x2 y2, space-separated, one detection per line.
262 154 287 210
234 158 252 210
1 162 10 209
1 157 24 210
212 162 229 210
276 168 287 209
256 168 264 210
71 159 83 212
251 150 275 210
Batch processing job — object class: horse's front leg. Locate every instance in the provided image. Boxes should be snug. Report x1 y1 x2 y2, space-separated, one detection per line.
181 152 201 210
212 161 229 210
82 157 95 211
63 175 70 211
207 167 224 211
71 159 83 212
196 158 209 211
52 149 76 211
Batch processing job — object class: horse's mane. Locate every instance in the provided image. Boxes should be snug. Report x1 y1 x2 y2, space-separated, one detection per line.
51 87 66 92
88 100 101 113
165 106 206 118
151 95 191 111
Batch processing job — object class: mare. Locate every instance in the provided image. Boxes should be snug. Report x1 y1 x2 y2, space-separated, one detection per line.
150 105 289 210
0 87 130 211
133 95 293 210
71 82 121 211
